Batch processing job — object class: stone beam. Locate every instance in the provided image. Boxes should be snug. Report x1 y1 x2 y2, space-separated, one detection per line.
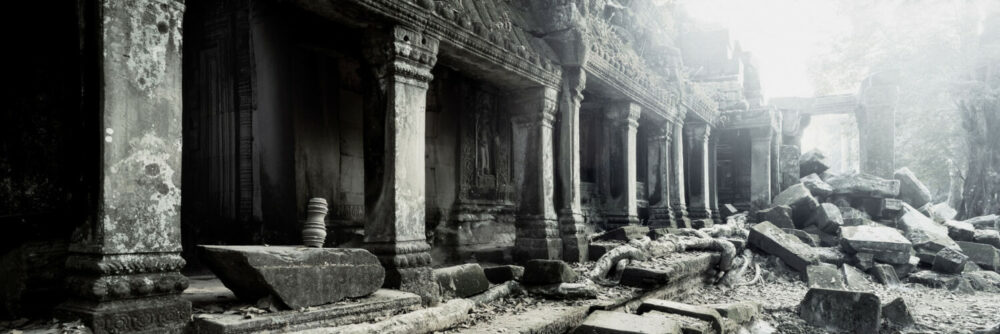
557 67 587 263
510 86 562 261
57 1 191 333
604 101 643 227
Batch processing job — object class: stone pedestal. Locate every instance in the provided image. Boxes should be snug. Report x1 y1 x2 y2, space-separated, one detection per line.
557 67 588 263
647 122 675 227
669 121 691 227
603 101 642 227
57 1 191 333
362 26 439 304
685 122 713 221
750 128 774 209
511 87 563 261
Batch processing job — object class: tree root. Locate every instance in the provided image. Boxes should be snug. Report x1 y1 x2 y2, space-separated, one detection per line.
469 280 523 305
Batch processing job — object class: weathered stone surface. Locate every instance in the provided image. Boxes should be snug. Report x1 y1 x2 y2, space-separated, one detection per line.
870 264 901 286
756 205 795 229
521 260 579 285
882 297 915 328
798 288 881 333
483 265 524 284
643 311 711 334
908 270 952 288
947 275 977 294
840 207 871 226
800 173 833 198
707 302 760 325
575 310 681 334
799 149 830 177
882 198 905 218
977 230 1000 249
434 264 489 298
808 203 844 233
967 215 1000 230
958 241 1000 271
898 203 959 252
815 247 848 266
840 225 912 264
851 252 876 271
802 225 840 247
928 202 958 223
805 264 847 289
932 247 969 274
637 299 724 334
783 228 820 247
593 226 650 242
772 184 820 223
842 264 870 291
589 243 617 261
892 257 920 279
619 266 670 288
894 167 932 208
199 246 384 309
748 221 819 272
826 172 900 198
945 220 977 242
860 197 905 220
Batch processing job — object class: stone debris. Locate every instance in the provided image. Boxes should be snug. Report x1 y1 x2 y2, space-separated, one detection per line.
755 205 795 229
807 203 844 233
894 167 933 208
798 288 881 333
869 264 901 286
898 202 960 252
840 225 912 264
748 221 819 272
977 230 1000 249
799 149 830 177
850 252 876 271
588 243 618 261
619 266 670 288
882 297 916 328
958 241 1000 271
636 299 724 334
933 247 970 274
800 173 833 198
927 202 959 223
771 183 819 223
946 220 978 241
805 264 846 289
814 247 848 266
840 207 871 226
801 225 839 247
434 264 490 298
841 264 871 291
782 228 820 247
593 225 650 242
483 265 525 284
967 215 1000 230
826 172 900 198
574 310 681 334
643 311 713 334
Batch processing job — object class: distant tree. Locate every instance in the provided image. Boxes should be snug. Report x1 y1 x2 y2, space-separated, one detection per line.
957 13 1000 218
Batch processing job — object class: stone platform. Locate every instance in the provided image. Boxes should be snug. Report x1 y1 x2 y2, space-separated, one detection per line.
191 289 421 334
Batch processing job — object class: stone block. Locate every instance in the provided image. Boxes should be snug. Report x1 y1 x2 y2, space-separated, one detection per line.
755 205 795 229
946 276 977 294
748 221 819 272
802 225 840 247
483 265 524 284
815 247 848 266
945 220 977 242
894 167 933 208
707 302 760 325
434 264 490 298
807 203 844 233
799 149 830 177
643 311 712 334
928 202 958 223
891 257 920 279
721 204 740 217
199 246 384 309
908 270 951 288
966 215 1000 230
932 247 969 274
589 243 617 261
619 266 670 288
840 207 871 227
521 260 579 285
842 264 871 291
783 228 820 247
957 241 1000 271
851 252 876 271
773 184 821 224
840 225 913 264
826 172 900 198
869 264 901 287
976 230 1000 249
691 219 714 229
574 310 681 334
799 288 881 333
636 299 723 334
593 226 650 242
882 297 915 328
898 203 959 252
800 173 833 198
805 264 847 289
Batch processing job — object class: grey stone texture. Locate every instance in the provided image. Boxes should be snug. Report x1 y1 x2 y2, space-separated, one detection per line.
636 299 724 334
966 215 1000 230
771 183 820 223
893 167 933 208
808 203 844 233
593 226 650 242
842 264 871 291
756 205 795 229
976 230 1000 249
783 228 820 247
521 259 579 285
932 247 969 274
800 173 833 198
434 264 490 298
798 288 881 333
748 221 819 272
957 241 1000 271
199 246 384 309
799 149 830 177
882 297 915 328
870 264 901 286
826 172 900 198
575 310 681 334
805 264 847 289
898 203 960 252
840 225 913 264
945 220 977 242
619 267 671 288
483 265 525 284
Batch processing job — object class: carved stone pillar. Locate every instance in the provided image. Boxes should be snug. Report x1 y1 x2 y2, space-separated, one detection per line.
511 86 562 261
750 127 774 209
709 130 721 224
684 122 713 224
646 121 674 227
858 72 898 178
57 1 191 333
557 67 587 262
604 101 642 227
362 26 439 304
669 121 691 227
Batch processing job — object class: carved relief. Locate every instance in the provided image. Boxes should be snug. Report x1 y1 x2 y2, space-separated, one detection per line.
459 83 513 203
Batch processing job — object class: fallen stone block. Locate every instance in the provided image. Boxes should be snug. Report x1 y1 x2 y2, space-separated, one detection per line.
522 260 579 285
869 264 901 287
526 282 598 299
772 184 820 223
860 197 905 220
966 215 1000 230
928 202 958 223
807 203 844 233
965 272 997 292
575 310 681 334
619 266 670 288
840 207 871 227
806 264 847 289
840 225 912 264
815 247 848 266
908 270 951 288
707 302 760 325
800 173 833 198
593 225 650 242
882 198 905 218
842 264 871 291
894 167 932 208
851 252 876 271
783 228 820 247
199 246 384 309
748 221 819 272
976 230 1000 249
829 195 852 208
643 311 712 334
798 288 881 333
958 241 1000 271
947 275 977 294
967 261 983 272
891 257 920 279
882 297 915 328
589 243 617 261
826 172 900 198
435 264 490 298
945 220 977 242
799 149 830 177
636 299 724 334
898 203 959 252
932 247 969 274
721 203 740 218
483 265 524 284
966 270 1000 290
756 205 795 229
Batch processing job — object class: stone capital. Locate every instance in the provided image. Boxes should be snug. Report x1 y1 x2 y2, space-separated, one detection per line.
563 66 587 100
749 127 773 142
510 86 559 127
684 122 711 141
605 101 642 129
364 26 440 85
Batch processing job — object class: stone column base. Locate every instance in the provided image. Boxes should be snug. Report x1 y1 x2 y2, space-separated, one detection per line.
604 214 640 228
647 207 675 228
386 266 439 306
366 240 439 305
57 296 191 334
558 212 588 263
514 217 562 262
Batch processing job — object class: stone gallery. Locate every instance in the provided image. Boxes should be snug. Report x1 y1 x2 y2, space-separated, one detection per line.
6 0 1000 333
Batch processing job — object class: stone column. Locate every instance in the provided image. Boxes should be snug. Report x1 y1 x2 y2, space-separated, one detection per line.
858 71 898 178
669 121 691 227
362 26 439 304
511 86 562 261
750 128 774 209
57 1 191 333
604 101 642 227
779 145 801 192
684 122 713 224
646 121 674 227
557 67 587 262
708 130 721 224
